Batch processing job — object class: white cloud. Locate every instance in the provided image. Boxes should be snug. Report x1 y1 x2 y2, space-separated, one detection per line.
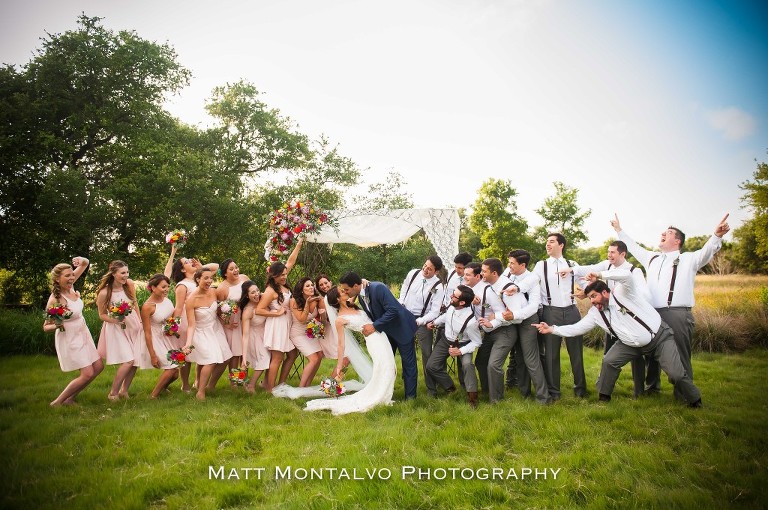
705 107 756 140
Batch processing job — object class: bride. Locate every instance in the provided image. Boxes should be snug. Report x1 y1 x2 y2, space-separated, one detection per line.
304 286 396 415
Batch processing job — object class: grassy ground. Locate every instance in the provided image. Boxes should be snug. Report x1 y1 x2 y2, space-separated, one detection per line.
1 347 767 509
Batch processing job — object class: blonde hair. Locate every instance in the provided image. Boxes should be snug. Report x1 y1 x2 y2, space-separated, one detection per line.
50 263 72 301
95 260 134 311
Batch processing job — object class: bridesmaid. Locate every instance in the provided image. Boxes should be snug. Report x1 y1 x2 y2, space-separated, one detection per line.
140 274 179 398
170 255 218 391
215 258 249 380
96 260 147 401
257 237 304 392
289 277 326 387
315 274 333 297
183 267 232 400
239 281 269 393
43 256 104 406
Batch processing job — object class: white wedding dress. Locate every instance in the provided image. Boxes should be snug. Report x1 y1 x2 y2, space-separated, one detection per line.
304 309 396 415
270 297 373 399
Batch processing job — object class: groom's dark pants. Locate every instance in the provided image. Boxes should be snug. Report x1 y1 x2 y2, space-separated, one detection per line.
389 333 418 400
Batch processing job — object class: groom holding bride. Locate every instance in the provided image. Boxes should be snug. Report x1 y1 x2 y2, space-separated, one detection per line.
338 272 419 400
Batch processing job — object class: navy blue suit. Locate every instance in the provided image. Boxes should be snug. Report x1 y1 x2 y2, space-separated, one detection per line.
359 281 418 399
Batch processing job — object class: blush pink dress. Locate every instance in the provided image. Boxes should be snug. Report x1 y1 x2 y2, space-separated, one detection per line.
148 298 177 370
263 291 295 352
53 293 100 372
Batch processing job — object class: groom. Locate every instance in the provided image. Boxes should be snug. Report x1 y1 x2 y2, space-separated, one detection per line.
338 272 419 399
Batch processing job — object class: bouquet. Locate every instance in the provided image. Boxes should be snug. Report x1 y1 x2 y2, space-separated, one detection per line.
306 317 325 339
167 346 193 367
319 377 346 398
264 199 331 262
163 316 181 338
319 366 348 398
217 300 240 325
45 303 73 332
166 229 188 247
109 300 133 329
229 366 248 385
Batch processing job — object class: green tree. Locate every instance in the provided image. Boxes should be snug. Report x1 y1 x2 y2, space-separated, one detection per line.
0 15 193 303
469 178 534 261
366 170 415 209
205 80 312 176
533 181 592 249
733 156 768 273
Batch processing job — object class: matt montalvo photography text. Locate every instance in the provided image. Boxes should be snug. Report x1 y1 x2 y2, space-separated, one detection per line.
209 465 563 481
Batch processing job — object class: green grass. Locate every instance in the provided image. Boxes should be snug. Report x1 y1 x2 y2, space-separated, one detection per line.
1 348 767 509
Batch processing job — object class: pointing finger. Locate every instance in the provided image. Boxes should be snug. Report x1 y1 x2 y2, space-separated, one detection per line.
721 213 729 224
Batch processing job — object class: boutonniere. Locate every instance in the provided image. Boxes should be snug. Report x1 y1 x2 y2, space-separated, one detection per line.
429 286 438 295
673 257 680 267
456 332 463 342
619 306 628 315
482 302 491 309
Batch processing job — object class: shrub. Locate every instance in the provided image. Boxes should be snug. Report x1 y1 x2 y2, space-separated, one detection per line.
691 309 751 353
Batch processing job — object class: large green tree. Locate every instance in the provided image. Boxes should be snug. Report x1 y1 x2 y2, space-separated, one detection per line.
469 178 534 261
733 156 768 273
533 181 591 250
0 15 194 301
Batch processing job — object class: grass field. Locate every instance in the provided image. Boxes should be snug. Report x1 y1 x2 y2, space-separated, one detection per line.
1 274 767 509
1 346 767 509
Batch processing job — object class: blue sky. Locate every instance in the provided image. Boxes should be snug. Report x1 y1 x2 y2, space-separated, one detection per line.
1 0 766 248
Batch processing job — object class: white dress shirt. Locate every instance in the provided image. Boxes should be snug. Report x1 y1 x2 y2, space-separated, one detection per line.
552 270 661 347
618 230 722 308
399 269 443 325
573 260 651 303
470 281 506 332
503 270 542 323
442 269 463 309
532 257 583 307
433 306 482 355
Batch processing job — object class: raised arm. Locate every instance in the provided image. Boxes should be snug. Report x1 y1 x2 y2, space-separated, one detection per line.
285 237 304 274
163 244 177 278
71 256 90 283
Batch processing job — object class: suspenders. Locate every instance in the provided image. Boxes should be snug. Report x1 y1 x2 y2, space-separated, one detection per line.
543 259 575 305
419 281 441 318
598 295 655 343
450 313 475 348
403 270 420 297
648 254 680 306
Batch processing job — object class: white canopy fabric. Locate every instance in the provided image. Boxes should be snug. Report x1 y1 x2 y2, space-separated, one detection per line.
307 208 460 269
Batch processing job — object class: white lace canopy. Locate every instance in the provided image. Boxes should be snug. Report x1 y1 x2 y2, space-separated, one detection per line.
306 208 461 270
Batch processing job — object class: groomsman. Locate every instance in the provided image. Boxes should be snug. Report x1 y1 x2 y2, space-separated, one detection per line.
559 240 649 397
500 250 551 404
400 255 445 397
426 285 482 408
437 252 473 387
462 262 506 393
611 213 730 399
534 270 702 406
531 233 587 400
480 258 522 403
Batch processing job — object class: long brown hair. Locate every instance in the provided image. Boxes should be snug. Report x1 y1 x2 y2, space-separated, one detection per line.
50 263 72 301
95 260 134 311
266 262 288 304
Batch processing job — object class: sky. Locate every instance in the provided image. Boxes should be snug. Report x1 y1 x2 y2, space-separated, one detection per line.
1 0 767 248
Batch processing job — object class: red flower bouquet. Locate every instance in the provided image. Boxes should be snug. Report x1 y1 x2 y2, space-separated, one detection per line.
166 229 188 247
217 300 239 325
167 346 193 367
109 300 133 329
45 304 73 332
306 317 325 339
229 367 248 385
163 316 181 338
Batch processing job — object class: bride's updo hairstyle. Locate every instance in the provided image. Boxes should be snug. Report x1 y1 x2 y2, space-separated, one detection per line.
326 286 359 311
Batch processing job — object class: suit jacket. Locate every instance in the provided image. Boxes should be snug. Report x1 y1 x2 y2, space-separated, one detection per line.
361 281 417 345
